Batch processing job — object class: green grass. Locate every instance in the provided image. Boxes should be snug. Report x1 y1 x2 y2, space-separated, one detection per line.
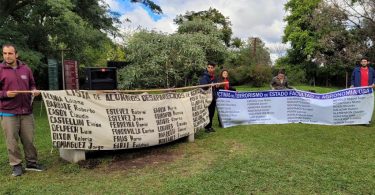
0 85 374 194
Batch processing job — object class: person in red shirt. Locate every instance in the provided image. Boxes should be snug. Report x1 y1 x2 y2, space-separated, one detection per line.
350 57 375 88
218 69 236 91
217 69 236 127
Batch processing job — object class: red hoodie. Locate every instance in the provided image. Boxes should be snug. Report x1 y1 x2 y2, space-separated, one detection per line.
0 60 36 114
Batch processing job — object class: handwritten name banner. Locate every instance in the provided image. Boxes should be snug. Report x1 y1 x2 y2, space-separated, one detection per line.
41 88 212 150
217 87 374 128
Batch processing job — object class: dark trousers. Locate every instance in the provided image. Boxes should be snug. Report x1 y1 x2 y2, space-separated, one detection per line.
205 99 216 129
218 112 222 127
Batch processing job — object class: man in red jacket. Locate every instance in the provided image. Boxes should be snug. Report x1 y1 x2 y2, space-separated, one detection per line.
1 44 44 176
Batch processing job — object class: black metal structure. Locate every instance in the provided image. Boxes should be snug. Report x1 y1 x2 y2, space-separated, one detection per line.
82 67 117 90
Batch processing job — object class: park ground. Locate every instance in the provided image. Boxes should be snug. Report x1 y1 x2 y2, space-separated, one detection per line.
0 85 374 194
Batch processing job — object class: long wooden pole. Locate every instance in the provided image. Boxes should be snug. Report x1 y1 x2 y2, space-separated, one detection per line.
12 83 375 94
11 82 228 94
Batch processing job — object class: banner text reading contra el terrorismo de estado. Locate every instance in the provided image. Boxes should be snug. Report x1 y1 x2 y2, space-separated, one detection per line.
217 87 374 128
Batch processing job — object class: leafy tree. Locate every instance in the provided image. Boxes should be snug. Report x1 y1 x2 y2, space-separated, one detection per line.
283 0 322 57
230 37 244 49
310 2 366 86
130 0 162 14
174 8 232 47
0 0 161 89
177 19 227 65
282 0 375 86
118 16 229 89
118 30 208 89
224 37 272 86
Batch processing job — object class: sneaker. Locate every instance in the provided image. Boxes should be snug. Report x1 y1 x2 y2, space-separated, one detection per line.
209 127 216 132
12 164 23 177
205 128 211 133
25 163 45 172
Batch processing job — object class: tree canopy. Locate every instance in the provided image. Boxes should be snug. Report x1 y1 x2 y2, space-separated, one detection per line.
280 0 375 86
0 0 161 89
174 8 233 47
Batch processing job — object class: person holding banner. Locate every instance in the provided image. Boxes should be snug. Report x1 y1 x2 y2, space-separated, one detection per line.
350 57 375 88
200 62 218 133
218 69 236 91
1 44 44 176
217 69 236 127
270 69 292 90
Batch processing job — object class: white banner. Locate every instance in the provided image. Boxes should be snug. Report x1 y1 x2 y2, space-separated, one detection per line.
217 87 374 128
41 88 212 150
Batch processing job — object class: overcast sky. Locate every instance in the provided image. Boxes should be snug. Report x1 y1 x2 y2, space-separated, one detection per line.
105 0 289 60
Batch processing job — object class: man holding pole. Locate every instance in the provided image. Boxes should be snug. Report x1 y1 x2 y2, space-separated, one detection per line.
200 61 218 133
1 43 44 176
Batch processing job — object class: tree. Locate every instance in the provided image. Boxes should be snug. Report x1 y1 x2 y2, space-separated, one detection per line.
177 19 227 65
283 0 322 57
230 37 244 49
282 0 324 85
174 8 232 47
130 0 162 14
0 0 161 89
118 30 207 89
223 37 272 86
327 0 375 59
282 0 375 86
310 1 366 86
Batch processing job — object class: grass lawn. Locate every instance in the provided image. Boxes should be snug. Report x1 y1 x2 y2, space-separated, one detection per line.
0 85 374 194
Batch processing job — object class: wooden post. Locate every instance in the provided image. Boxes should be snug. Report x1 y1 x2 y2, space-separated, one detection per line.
59 149 86 163
187 133 195 142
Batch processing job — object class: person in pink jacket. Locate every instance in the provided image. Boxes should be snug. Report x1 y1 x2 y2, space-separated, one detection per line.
1 43 44 176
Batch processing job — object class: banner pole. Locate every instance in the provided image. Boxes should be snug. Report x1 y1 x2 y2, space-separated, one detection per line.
12 82 228 94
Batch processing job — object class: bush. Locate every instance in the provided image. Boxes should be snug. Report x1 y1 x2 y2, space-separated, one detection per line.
249 64 272 87
273 64 307 85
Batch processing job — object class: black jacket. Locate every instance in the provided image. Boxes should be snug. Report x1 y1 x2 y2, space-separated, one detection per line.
199 70 218 98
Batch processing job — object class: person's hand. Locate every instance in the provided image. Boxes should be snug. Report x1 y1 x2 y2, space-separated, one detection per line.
32 90 40 97
350 85 354 88
6 91 18 97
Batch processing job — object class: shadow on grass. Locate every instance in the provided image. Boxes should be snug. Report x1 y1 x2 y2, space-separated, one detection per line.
76 136 195 171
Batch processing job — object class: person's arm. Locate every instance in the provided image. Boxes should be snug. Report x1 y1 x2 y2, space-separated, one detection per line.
270 77 276 90
0 77 17 99
285 80 292 89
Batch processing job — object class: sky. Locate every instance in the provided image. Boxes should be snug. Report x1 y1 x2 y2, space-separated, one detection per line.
104 0 290 60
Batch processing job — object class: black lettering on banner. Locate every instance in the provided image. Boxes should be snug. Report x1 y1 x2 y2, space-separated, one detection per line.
190 92 210 131
107 106 148 149
65 90 91 100
105 94 141 102
153 106 178 143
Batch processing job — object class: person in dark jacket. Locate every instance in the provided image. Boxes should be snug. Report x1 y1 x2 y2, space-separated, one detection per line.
1 44 44 177
199 62 218 133
217 69 236 127
350 57 375 88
